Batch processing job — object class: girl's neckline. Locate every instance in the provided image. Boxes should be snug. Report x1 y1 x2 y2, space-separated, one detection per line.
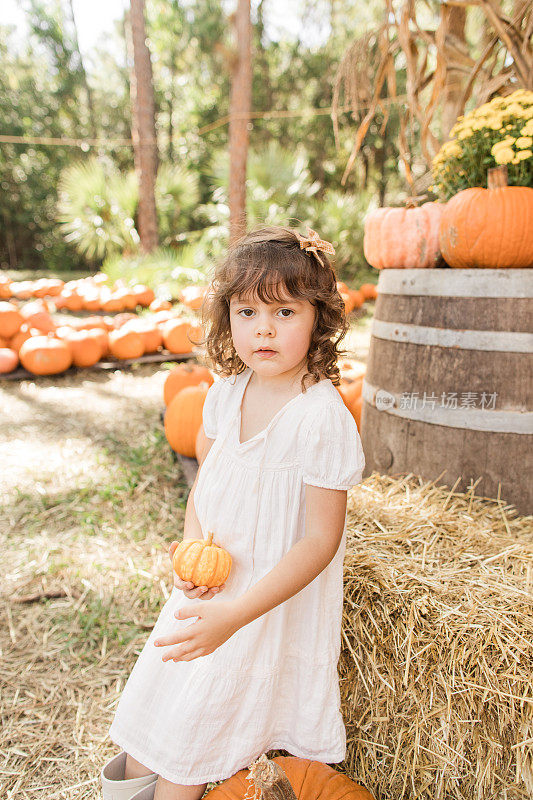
236 367 328 447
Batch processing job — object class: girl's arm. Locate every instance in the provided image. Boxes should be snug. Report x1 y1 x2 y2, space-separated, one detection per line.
230 484 347 629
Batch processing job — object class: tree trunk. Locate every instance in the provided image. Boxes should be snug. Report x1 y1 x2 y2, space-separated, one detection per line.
228 0 252 245
67 0 97 140
129 0 159 253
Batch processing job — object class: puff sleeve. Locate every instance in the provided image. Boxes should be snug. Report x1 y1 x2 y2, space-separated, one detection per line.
202 378 224 439
302 400 365 490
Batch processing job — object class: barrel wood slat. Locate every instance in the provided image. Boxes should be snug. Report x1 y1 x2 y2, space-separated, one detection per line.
360 269 533 515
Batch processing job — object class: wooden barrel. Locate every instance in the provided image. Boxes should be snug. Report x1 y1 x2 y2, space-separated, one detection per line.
360 269 533 515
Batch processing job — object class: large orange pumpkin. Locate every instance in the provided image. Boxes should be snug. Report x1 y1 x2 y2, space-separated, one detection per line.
0 301 23 338
205 754 375 800
172 531 232 589
19 336 72 375
163 363 214 406
364 200 444 269
439 165 533 268
164 382 209 456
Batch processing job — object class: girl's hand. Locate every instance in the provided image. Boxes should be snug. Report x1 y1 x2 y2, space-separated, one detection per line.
154 599 241 662
168 540 226 601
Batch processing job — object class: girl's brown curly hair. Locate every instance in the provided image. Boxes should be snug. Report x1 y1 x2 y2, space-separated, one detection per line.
195 224 351 391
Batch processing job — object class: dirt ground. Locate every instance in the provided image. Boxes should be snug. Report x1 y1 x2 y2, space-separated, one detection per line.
0 318 372 799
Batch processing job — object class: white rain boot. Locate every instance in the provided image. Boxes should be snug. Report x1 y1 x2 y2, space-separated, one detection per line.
101 751 158 800
129 784 157 800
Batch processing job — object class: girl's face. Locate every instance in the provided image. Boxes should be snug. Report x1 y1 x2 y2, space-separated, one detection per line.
229 287 317 379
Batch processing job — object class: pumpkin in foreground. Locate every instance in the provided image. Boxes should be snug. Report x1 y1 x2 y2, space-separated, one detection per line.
205 754 375 800
173 531 232 589
164 382 209 456
164 363 214 406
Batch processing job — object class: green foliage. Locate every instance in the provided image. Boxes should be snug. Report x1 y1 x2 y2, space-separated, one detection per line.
308 189 373 280
57 157 139 260
155 162 201 247
103 247 205 299
57 158 203 261
1 0 405 274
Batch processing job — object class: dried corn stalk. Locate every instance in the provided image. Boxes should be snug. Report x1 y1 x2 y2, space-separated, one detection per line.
333 0 533 188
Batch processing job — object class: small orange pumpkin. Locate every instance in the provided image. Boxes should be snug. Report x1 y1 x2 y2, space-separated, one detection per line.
19 300 56 333
349 288 365 309
62 290 84 311
131 284 155 307
9 323 32 354
0 276 12 299
108 329 145 360
162 319 194 354
9 280 34 299
121 319 163 354
205 753 375 800
163 363 214 406
149 298 172 312
359 283 378 300
85 328 109 359
55 328 101 368
0 301 23 338
0 347 19 374
178 284 208 311
172 531 232 589
164 382 209 456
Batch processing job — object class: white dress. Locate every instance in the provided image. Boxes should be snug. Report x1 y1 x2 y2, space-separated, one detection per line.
109 366 365 785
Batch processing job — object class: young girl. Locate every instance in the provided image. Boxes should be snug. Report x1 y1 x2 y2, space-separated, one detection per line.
101 225 365 800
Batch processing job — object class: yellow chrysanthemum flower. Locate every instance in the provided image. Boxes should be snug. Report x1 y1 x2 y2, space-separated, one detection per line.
520 120 533 136
494 147 515 165
515 136 533 149
491 138 515 155
514 149 532 161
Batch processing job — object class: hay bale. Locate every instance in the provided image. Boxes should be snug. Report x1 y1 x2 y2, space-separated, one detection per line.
340 473 533 800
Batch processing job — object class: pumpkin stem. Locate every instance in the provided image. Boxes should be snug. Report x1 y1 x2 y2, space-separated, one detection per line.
243 755 298 800
487 165 508 190
404 193 428 209
206 530 214 546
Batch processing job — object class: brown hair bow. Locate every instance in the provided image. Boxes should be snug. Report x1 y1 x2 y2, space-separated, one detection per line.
294 227 335 268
